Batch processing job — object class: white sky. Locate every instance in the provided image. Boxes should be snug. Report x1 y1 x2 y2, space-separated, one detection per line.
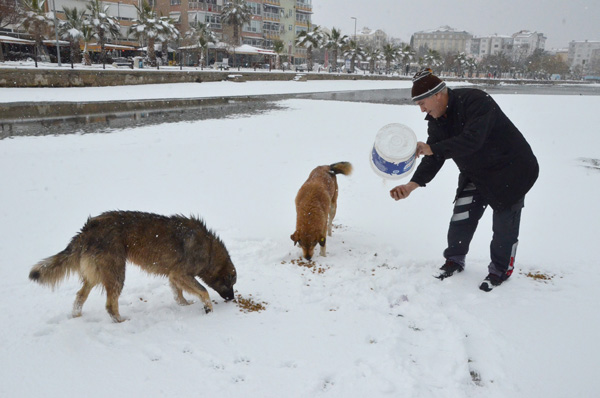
312 0 600 49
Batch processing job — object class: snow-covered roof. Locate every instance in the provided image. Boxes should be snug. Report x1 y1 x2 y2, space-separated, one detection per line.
0 35 34 45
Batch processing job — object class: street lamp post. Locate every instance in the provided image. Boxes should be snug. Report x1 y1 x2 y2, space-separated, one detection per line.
351 16 357 40
51 0 61 66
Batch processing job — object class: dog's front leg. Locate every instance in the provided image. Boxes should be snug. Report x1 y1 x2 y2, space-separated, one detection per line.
171 274 213 313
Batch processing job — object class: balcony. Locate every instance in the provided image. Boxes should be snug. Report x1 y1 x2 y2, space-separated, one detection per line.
263 12 280 21
188 2 222 13
264 0 281 6
295 1 312 13
263 31 281 40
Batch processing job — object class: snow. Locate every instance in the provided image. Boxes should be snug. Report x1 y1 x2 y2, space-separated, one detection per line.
0 80 599 398
0 79 418 103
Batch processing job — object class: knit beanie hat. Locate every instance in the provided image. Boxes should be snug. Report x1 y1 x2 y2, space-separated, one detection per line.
411 69 446 101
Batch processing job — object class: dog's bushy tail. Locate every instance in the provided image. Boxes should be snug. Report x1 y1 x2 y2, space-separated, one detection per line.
29 240 81 289
329 161 353 176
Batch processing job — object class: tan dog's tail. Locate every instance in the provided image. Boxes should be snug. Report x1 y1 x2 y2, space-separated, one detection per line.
329 161 353 176
29 239 81 289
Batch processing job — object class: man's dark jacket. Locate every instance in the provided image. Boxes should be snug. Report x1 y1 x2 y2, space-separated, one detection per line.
410 88 539 210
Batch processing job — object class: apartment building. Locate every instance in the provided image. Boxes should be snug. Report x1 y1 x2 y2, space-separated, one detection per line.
356 27 387 50
410 26 472 56
27 0 140 47
475 34 513 58
568 40 600 73
155 0 312 65
512 30 546 60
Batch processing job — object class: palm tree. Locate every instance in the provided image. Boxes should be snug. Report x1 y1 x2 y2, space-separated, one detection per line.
343 39 364 73
221 0 252 47
272 39 285 70
128 0 162 67
296 25 322 71
185 19 216 68
423 49 443 73
398 44 415 75
364 47 381 74
86 0 120 69
323 27 348 72
381 43 398 74
158 16 180 67
20 0 53 67
454 52 469 77
81 24 94 66
59 6 86 68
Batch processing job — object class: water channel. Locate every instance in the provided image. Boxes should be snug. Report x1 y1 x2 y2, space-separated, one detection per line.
2 84 599 140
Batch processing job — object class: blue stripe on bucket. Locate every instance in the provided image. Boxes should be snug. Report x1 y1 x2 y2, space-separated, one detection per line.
371 146 416 176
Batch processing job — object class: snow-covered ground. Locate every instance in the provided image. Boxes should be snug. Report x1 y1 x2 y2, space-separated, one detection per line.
0 78 417 103
0 81 599 398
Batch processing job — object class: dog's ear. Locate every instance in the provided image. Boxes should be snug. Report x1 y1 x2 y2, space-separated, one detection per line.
290 232 299 246
318 237 326 247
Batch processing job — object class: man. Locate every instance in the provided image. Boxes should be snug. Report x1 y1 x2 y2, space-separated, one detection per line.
390 69 539 291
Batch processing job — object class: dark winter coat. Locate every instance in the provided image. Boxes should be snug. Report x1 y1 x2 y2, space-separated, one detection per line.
410 88 539 210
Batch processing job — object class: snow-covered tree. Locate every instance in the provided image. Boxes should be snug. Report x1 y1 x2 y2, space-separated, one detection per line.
398 44 415 75
0 0 21 61
364 46 381 74
221 0 252 47
80 23 94 66
128 0 162 67
381 43 398 74
296 25 323 71
272 39 285 70
343 39 365 73
20 0 53 67
323 27 348 72
158 16 180 66
422 49 442 72
59 6 86 68
185 18 216 68
86 0 120 69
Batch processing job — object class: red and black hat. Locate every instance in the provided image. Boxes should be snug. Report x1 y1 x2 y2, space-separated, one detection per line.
411 68 446 101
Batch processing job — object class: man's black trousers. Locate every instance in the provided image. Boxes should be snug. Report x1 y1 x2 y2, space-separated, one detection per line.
444 182 524 278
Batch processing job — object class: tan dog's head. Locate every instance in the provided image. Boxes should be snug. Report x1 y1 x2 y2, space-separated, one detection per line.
291 231 325 260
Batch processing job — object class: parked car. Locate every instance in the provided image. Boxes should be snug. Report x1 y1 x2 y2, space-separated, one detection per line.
295 63 307 72
212 60 231 70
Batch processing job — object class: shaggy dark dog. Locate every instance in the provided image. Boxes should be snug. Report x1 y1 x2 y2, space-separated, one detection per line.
29 211 237 322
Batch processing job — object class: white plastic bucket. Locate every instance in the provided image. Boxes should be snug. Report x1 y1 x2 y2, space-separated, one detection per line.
370 123 417 179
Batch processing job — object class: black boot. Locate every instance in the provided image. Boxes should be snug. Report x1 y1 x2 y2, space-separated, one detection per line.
436 260 464 280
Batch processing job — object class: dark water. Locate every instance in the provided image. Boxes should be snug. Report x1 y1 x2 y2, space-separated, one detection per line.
2 84 599 139
0 100 283 140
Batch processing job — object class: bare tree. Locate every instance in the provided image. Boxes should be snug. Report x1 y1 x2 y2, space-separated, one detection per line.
20 0 54 67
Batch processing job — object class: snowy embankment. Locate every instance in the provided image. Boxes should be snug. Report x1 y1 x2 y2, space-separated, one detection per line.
0 83 598 398
0 78 415 103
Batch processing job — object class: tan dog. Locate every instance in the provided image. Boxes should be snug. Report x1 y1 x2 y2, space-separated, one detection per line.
29 211 237 323
291 162 352 260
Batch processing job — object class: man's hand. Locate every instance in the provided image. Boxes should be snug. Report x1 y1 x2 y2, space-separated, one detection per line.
416 141 433 157
390 181 420 201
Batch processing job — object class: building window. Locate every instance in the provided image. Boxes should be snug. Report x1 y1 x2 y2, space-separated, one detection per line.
243 19 262 33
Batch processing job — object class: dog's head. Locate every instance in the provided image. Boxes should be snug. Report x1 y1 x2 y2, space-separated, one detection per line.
291 231 326 261
207 244 237 301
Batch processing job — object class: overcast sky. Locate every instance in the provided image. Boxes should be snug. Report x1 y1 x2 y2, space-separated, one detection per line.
312 0 599 49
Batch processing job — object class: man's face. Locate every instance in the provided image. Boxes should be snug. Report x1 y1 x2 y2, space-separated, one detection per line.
415 92 447 119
